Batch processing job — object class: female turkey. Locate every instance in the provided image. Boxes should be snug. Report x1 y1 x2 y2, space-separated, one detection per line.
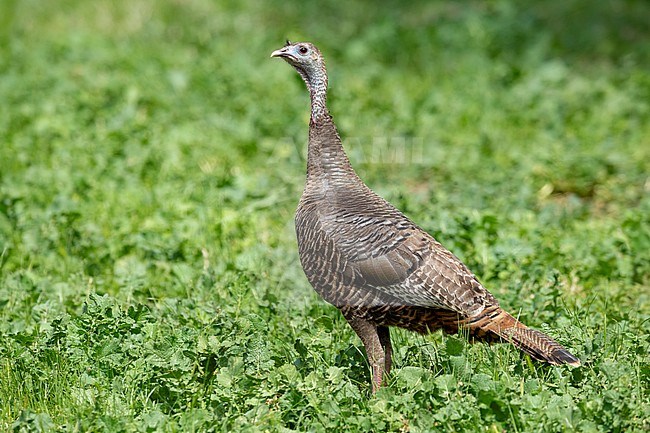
271 41 579 393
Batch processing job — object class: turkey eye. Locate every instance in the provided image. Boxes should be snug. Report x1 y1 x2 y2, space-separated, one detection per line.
298 46 309 55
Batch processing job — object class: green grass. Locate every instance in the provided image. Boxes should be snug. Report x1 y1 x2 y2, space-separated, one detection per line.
1 0 649 431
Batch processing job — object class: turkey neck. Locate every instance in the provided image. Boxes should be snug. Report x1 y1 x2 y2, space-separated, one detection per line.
305 74 356 190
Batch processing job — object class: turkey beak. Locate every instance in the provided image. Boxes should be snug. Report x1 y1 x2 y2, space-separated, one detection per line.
271 48 289 58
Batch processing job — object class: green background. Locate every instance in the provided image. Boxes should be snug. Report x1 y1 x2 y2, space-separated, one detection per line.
0 0 648 431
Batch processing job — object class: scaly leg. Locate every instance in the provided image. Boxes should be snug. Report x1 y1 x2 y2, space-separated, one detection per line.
345 315 385 393
378 326 392 375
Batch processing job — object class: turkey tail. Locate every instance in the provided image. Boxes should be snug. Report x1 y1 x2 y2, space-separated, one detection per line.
467 305 581 367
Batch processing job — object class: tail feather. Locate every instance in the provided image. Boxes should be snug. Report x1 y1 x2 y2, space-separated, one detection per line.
468 306 581 367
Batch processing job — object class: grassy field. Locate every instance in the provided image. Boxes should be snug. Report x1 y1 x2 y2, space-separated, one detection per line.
1 0 649 431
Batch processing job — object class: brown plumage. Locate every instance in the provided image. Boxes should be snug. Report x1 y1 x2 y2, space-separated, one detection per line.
271 41 580 392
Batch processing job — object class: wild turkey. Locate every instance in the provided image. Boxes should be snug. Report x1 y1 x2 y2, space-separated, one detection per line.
271 41 580 392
